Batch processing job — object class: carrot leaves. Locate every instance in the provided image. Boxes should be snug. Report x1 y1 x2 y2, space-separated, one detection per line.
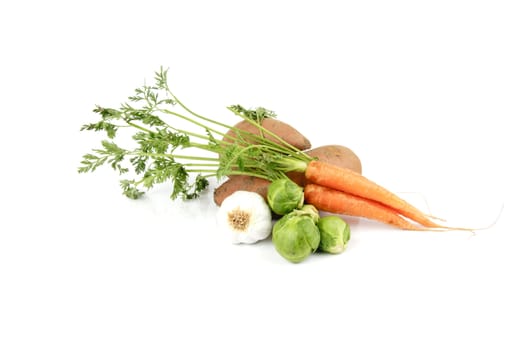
227 104 276 124
79 67 312 200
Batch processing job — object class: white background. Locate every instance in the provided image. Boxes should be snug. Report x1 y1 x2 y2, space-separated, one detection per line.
1 1 524 349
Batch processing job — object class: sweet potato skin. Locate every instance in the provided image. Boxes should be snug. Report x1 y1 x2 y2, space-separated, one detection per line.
213 145 362 206
223 118 311 151
214 176 271 207
307 145 362 173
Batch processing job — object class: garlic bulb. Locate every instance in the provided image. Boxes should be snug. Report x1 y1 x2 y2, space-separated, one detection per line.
217 191 272 244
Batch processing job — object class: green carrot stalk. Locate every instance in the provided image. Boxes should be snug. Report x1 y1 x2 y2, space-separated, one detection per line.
79 67 312 200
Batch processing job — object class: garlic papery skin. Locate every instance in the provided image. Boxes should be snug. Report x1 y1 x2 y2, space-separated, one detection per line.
217 191 272 244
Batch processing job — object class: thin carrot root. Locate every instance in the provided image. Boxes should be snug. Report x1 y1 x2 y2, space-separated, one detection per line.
304 184 473 232
395 191 447 222
305 161 462 229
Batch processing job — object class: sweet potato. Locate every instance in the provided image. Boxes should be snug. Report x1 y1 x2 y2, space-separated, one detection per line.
213 145 362 206
214 176 271 207
223 118 311 150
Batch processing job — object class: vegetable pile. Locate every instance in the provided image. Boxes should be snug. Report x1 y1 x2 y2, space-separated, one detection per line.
79 68 469 263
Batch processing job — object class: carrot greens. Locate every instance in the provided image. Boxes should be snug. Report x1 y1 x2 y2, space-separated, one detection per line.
78 67 312 200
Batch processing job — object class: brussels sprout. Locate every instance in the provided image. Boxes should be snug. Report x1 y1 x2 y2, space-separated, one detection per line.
317 216 351 254
272 214 320 263
291 204 320 223
267 179 304 215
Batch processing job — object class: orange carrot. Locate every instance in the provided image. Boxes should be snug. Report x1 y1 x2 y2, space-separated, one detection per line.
305 160 443 229
304 183 430 230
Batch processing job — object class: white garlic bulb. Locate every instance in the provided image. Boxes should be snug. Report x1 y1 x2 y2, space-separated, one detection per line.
217 191 272 244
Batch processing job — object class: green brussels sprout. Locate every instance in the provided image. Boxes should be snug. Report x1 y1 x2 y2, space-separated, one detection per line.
267 179 304 215
317 216 351 254
291 204 320 223
272 214 320 263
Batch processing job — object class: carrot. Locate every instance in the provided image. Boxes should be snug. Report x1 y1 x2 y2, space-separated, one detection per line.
304 183 430 230
305 160 444 229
